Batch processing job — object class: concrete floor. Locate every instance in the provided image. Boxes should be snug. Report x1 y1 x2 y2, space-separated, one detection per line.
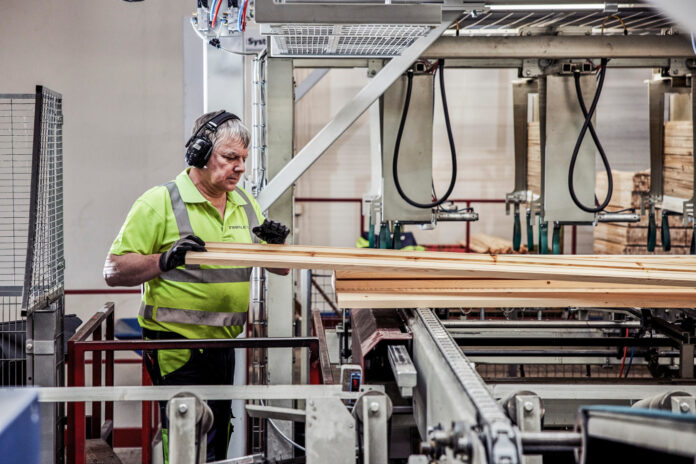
114 448 141 464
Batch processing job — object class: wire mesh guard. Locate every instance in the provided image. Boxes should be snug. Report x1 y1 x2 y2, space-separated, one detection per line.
0 87 64 387
270 24 432 57
23 87 64 313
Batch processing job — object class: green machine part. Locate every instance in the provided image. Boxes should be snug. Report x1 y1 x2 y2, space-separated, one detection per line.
379 222 392 249
526 209 534 252
368 215 376 248
552 222 561 255
512 206 521 252
661 212 671 252
647 210 657 252
392 222 402 249
538 216 548 254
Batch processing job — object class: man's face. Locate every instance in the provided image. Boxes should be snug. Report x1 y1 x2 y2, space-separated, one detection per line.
204 136 248 191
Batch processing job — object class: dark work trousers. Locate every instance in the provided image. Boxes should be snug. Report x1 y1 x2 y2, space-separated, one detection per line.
143 329 235 462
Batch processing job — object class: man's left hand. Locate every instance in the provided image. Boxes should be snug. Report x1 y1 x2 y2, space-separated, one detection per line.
253 220 290 244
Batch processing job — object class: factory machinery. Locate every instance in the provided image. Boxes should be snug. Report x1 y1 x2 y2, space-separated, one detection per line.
12 1 696 463
202 0 696 462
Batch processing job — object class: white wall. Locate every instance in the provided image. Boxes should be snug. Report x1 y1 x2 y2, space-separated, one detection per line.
0 0 195 313
0 0 196 426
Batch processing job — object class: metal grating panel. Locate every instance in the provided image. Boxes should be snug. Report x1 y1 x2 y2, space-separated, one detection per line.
0 94 34 387
455 8 674 36
271 24 431 57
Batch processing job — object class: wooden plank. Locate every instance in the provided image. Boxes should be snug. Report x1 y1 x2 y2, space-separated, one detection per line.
334 278 686 292
189 243 696 287
204 242 696 270
336 292 696 309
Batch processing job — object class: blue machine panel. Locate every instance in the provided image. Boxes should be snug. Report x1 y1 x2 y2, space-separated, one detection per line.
0 389 40 464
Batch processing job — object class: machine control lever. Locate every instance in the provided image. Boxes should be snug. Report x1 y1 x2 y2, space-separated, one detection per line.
596 212 640 223
435 210 479 222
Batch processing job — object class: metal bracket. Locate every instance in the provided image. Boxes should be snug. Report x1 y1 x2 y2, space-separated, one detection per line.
513 394 542 464
25 340 55 355
604 2 619 13
168 396 207 464
671 396 696 414
668 58 689 77
387 345 417 398
358 394 391 464
522 59 543 78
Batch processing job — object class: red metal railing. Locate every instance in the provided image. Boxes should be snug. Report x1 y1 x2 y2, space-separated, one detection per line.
67 302 119 464
67 303 321 464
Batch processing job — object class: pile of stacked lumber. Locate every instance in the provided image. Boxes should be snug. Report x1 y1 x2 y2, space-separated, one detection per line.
467 234 528 254
190 243 696 309
664 120 693 199
593 170 693 254
528 120 541 196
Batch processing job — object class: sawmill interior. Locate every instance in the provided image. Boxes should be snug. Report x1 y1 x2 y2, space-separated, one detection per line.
2 0 696 463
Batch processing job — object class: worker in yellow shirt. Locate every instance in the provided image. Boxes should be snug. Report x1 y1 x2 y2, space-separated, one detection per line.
104 110 289 462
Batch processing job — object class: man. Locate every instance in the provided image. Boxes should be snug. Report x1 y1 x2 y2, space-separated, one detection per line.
104 110 289 462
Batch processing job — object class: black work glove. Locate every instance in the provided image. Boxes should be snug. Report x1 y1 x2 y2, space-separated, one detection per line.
252 220 290 244
159 235 206 272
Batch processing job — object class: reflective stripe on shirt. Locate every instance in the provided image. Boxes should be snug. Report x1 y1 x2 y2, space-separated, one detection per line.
159 181 257 284
139 302 248 327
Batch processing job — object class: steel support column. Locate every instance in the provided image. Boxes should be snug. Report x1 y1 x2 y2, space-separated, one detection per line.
264 56 296 459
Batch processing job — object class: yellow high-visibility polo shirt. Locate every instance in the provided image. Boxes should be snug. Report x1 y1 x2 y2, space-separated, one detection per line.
110 168 265 341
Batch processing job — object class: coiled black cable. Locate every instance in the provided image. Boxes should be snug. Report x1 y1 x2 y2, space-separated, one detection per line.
393 59 457 209
568 58 613 213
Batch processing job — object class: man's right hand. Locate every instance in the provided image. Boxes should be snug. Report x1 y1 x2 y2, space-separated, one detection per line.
159 235 207 272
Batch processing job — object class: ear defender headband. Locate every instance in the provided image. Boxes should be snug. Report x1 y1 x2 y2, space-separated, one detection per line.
185 111 240 168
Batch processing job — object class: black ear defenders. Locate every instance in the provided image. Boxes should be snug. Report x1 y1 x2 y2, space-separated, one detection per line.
185 111 240 168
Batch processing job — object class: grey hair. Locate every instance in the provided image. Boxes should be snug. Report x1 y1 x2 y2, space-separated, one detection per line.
191 110 251 149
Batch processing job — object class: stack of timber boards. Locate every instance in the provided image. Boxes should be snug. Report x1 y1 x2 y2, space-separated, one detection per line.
467 233 528 254
528 120 541 196
189 243 696 309
664 120 693 199
333 271 696 309
593 170 693 254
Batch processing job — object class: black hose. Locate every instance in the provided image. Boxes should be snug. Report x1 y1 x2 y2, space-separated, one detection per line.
393 59 457 209
568 58 613 213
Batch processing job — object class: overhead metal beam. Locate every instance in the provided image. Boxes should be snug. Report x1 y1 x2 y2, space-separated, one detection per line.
256 14 457 211
423 34 695 59
255 0 441 24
